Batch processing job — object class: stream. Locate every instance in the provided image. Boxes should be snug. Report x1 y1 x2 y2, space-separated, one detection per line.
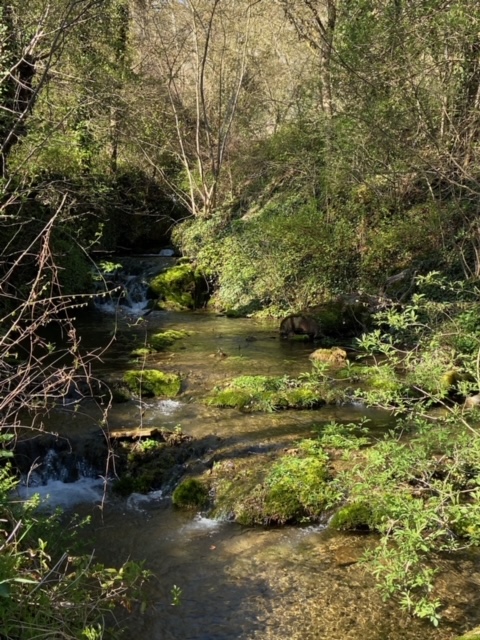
18 287 480 639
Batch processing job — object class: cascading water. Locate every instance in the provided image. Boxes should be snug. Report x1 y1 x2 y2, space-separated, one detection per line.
15 449 106 509
93 254 176 315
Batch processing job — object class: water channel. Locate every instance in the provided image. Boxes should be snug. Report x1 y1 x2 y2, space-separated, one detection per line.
21 304 480 640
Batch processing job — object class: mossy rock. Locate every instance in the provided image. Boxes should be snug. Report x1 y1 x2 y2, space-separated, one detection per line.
111 429 199 495
150 329 189 351
330 502 380 532
205 389 253 410
211 447 334 526
441 370 473 394
130 347 153 358
310 347 347 365
277 387 326 409
205 375 329 411
148 263 207 310
172 478 210 509
123 369 181 397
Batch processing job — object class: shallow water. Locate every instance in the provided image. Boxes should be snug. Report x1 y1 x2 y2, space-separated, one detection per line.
29 309 480 639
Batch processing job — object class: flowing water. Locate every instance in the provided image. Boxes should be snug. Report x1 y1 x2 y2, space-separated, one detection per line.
20 295 480 639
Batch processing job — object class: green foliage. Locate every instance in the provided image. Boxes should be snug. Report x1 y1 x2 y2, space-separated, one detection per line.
172 478 210 509
0 466 148 639
123 369 181 397
178 197 359 313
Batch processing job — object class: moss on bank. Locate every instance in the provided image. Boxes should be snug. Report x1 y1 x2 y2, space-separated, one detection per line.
210 441 337 525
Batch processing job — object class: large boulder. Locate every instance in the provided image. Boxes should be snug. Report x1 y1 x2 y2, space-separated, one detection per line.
148 262 208 310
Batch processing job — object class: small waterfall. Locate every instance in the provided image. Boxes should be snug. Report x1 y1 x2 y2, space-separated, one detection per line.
13 432 109 509
93 255 176 315
16 449 106 509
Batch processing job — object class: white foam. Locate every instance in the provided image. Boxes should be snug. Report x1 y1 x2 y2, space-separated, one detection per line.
181 514 223 533
126 489 164 512
15 477 106 510
157 399 183 415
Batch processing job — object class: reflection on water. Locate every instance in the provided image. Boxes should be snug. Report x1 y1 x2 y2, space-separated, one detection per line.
38 310 480 639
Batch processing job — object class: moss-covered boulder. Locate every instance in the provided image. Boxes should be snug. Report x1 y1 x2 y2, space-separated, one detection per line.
172 478 210 509
130 347 154 358
148 263 207 310
441 369 474 395
210 443 335 525
204 374 340 411
150 329 189 351
123 369 181 397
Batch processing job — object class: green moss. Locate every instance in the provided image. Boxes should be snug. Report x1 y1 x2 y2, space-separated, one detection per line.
211 445 335 525
123 369 181 397
130 347 153 358
330 502 380 531
150 329 189 351
205 374 333 411
172 478 209 509
149 263 205 310
205 389 253 410
279 387 325 408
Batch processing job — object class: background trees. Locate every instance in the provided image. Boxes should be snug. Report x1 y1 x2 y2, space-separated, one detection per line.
3 0 480 315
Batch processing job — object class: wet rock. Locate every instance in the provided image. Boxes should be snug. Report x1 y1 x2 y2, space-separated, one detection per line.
310 347 348 365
